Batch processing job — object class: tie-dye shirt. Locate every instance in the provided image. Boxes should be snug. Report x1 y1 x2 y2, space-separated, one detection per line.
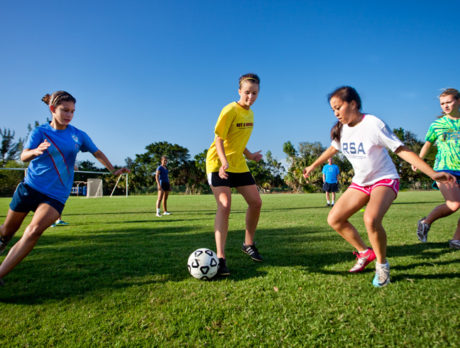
24 123 98 203
425 116 460 172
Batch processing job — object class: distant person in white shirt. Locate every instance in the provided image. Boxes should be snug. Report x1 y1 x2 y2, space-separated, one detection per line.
303 86 455 287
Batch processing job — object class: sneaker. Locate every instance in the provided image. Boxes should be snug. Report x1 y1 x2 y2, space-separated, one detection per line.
163 211 171 216
0 236 10 254
242 243 263 262
217 258 230 276
417 217 430 243
373 262 390 287
449 239 460 250
55 220 69 226
50 223 57 227
156 213 162 217
349 248 376 273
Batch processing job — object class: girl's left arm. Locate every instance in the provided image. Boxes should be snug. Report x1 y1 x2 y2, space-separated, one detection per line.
92 150 130 176
395 146 454 183
244 148 262 162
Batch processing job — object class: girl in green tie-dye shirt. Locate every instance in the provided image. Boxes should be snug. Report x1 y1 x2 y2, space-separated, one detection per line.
414 88 460 249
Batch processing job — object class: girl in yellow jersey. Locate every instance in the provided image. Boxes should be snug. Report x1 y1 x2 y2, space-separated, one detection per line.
206 73 263 276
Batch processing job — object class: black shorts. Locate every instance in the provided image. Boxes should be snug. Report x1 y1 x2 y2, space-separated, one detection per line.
323 182 339 193
160 182 171 191
9 182 65 215
207 172 256 188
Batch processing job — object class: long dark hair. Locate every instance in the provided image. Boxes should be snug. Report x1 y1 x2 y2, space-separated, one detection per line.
328 86 362 142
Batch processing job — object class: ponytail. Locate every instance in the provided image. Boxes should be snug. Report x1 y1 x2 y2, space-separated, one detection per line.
330 121 343 142
41 91 76 107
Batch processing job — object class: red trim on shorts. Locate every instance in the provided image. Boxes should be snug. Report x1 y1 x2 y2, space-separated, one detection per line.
349 178 399 196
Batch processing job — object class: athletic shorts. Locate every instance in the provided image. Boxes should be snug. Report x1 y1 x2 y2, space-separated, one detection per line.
349 178 400 197
207 172 256 188
9 182 64 215
323 182 339 193
160 182 171 191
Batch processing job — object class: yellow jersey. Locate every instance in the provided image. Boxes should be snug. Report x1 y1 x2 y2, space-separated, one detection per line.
206 102 254 173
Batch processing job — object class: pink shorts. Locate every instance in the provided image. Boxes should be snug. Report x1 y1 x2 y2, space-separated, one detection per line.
349 178 400 196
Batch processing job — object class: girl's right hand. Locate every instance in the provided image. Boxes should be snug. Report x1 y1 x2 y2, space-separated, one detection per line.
432 171 456 184
219 162 229 179
34 139 51 156
303 165 314 180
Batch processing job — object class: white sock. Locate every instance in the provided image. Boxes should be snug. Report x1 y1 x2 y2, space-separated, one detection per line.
376 261 390 268
327 200 330 204
156 208 160 214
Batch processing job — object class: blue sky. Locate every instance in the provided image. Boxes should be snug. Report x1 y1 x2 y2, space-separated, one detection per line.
1 1 459 167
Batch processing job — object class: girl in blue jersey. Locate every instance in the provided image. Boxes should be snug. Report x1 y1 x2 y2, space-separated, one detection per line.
0 91 128 286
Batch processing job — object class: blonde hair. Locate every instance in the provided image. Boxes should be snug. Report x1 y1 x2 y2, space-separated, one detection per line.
239 73 260 88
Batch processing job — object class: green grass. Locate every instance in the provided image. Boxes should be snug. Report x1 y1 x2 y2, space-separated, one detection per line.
0 192 459 347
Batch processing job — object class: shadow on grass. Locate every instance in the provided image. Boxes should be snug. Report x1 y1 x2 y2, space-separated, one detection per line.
1 222 458 303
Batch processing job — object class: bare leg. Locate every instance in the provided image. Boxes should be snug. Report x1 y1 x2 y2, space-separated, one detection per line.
156 190 164 210
163 191 169 212
1 209 29 242
454 218 460 240
0 203 59 279
211 186 232 259
362 186 396 264
327 188 370 252
424 181 460 240
326 192 330 203
236 185 262 245
332 191 336 203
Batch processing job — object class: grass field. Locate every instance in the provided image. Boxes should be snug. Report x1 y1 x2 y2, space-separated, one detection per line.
0 192 459 347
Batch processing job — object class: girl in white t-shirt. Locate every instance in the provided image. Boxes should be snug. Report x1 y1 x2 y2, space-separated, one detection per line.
303 86 455 287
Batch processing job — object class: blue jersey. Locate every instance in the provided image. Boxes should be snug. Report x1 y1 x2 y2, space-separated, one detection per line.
157 165 169 184
322 164 340 184
24 123 98 204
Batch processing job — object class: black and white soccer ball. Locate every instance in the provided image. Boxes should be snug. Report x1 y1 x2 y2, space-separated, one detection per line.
187 248 218 280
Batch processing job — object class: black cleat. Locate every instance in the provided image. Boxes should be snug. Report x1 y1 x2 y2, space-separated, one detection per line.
242 243 263 262
217 258 230 276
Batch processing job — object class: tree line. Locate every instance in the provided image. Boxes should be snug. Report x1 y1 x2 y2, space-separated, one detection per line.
0 125 436 196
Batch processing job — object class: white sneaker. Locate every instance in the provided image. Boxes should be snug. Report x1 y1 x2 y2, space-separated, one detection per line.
373 262 390 288
163 211 171 216
156 213 162 217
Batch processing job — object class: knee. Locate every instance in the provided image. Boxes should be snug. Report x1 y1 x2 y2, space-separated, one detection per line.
446 201 460 212
23 224 45 241
249 197 262 211
327 212 342 230
217 202 231 216
363 214 381 232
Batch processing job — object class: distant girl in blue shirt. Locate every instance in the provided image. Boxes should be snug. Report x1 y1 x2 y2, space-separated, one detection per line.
0 91 129 286
156 156 171 216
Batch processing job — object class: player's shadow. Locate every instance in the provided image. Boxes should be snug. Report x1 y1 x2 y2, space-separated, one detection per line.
1 223 458 303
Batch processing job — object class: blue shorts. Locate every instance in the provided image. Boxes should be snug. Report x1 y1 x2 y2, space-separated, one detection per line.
432 170 460 190
9 182 64 215
160 182 171 191
323 182 339 193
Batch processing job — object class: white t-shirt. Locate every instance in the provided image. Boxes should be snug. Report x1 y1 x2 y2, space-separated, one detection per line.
331 114 404 186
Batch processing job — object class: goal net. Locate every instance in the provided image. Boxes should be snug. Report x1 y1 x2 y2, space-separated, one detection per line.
86 178 103 198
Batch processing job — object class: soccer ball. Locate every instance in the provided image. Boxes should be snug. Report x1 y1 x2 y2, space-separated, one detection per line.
187 248 219 280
